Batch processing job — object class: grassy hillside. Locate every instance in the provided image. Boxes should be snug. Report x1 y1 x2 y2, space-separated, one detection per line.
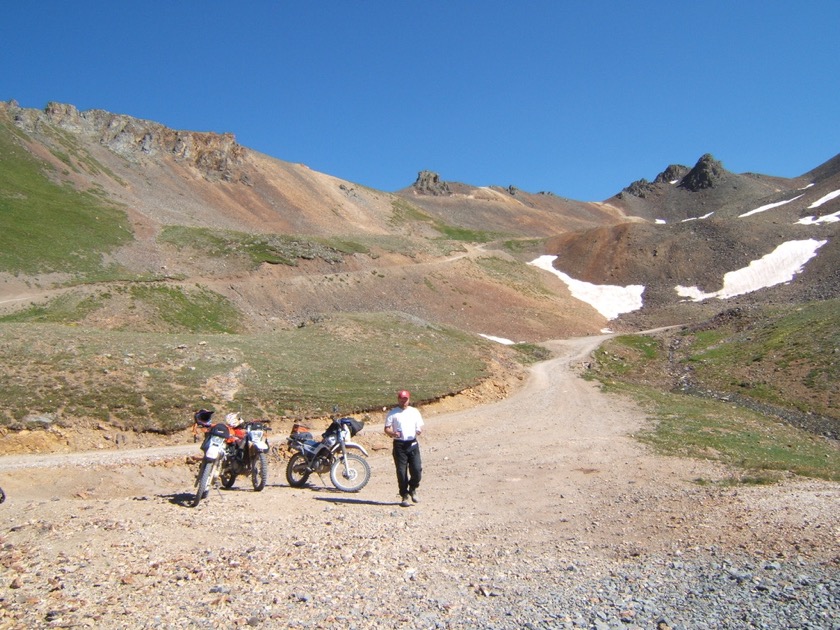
0 312 505 433
0 285 244 333
587 300 840 481
0 121 132 277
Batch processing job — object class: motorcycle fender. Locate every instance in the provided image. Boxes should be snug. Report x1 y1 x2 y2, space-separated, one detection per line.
343 441 369 457
205 443 223 460
250 439 269 452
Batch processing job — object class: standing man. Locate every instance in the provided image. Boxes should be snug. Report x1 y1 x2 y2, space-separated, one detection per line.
384 389 424 507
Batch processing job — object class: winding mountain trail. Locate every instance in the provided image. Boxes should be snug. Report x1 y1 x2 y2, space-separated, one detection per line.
0 335 836 628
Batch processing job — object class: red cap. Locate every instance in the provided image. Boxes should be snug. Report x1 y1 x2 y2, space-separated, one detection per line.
397 390 410 400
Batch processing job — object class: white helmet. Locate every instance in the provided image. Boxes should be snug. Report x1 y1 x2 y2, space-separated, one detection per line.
225 412 242 427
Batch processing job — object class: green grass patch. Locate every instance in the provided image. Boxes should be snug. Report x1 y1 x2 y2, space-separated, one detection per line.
434 224 497 242
128 285 242 333
0 120 133 276
160 224 470 271
475 256 552 296
500 238 546 255
625 384 840 482
390 198 433 223
587 305 840 482
591 334 664 379
615 334 660 359
683 301 840 418
0 313 493 432
158 226 368 267
389 198 502 243
42 124 124 183
0 291 106 324
0 285 242 333
511 343 552 364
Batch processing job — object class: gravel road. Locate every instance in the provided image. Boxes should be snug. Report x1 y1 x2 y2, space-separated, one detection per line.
0 336 837 629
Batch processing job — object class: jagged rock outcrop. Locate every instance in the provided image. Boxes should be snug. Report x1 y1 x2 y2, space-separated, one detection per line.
5 100 248 183
618 164 691 199
679 153 726 191
411 170 451 196
620 178 657 199
653 164 690 185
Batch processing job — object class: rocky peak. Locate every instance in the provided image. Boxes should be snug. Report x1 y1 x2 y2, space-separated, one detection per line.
653 164 690 185
679 154 726 191
619 178 656 199
7 100 248 183
411 170 451 196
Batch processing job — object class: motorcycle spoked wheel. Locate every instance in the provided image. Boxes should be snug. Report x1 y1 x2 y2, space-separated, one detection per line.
192 460 214 507
330 454 371 492
251 451 268 491
285 453 311 488
220 460 238 489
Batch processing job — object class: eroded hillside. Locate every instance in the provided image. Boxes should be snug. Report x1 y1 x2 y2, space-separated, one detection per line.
5 100 837 340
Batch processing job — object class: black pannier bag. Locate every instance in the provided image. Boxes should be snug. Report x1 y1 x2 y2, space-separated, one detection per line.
323 417 364 439
343 417 364 437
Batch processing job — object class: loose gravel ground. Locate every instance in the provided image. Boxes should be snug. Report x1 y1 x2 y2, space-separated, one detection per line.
0 337 837 629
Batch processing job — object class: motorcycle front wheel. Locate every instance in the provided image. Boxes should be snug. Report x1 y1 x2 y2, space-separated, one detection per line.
220 460 237 489
192 460 213 507
330 454 370 492
251 451 268 491
285 453 311 487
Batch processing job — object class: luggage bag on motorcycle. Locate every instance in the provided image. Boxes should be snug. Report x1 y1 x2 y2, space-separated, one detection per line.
323 417 364 437
290 423 313 441
343 417 364 436
323 417 363 438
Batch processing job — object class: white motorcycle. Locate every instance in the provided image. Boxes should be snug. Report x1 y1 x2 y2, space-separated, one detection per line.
192 420 232 507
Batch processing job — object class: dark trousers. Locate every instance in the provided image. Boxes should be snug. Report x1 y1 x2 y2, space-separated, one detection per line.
392 440 422 497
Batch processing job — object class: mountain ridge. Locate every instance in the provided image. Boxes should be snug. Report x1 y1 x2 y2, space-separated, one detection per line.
2 99 839 341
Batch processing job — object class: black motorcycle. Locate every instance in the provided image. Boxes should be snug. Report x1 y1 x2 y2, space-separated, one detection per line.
285 417 370 492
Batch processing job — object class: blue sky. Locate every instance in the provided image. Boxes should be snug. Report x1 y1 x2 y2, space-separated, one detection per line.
2 1 838 201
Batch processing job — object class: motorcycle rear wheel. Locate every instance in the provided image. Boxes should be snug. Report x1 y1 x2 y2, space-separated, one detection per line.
285 453 311 487
251 452 268 491
330 454 370 492
192 460 212 507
